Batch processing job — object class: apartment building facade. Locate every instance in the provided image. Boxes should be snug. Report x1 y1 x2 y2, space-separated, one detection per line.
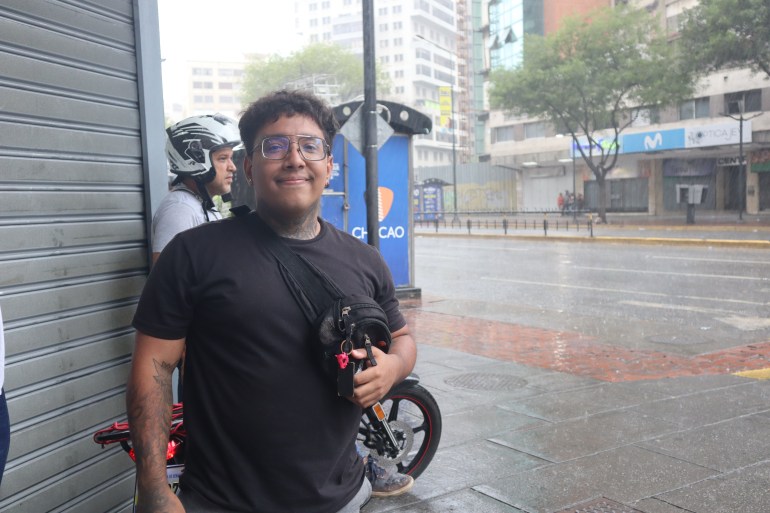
183 59 247 121
295 0 470 170
484 0 770 214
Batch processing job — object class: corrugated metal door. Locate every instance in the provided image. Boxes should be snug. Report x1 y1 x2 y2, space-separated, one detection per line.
0 1 165 511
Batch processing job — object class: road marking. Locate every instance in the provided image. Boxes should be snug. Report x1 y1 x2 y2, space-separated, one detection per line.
734 368 770 380
619 300 732 315
653 255 770 265
481 277 769 307
571 265 768 282
716 316 770 331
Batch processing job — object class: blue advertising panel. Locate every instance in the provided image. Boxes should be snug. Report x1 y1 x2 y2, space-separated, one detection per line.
420 185 442 220
621 128 685 154
325 134 411 287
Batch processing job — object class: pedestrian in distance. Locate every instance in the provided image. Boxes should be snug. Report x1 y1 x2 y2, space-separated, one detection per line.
126 89 418 513
557 192 565 215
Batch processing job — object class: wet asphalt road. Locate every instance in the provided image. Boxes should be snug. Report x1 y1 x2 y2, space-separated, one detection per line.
413 236 770 358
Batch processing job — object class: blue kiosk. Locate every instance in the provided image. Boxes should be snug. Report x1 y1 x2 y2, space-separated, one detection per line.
323 100 432 295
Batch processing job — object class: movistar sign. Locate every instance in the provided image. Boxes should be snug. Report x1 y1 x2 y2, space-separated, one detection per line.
621 128 684 153
619 121 749 155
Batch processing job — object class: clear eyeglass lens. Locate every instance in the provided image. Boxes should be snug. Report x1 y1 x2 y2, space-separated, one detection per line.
261 136 327 161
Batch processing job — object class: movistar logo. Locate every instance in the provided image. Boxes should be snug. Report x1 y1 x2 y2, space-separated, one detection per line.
644 133 663 150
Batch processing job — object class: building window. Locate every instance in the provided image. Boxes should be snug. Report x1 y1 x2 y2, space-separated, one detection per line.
379 23 388 31
416 64 432 76
219 95 235 103
379 7 388 15
524 121 546 139
219 82 234 90
679 97 710 120
394 37 403 46
192 67 212 76
630 107 660 127
192 81 213 89
726 89 762 114
492 125 515 143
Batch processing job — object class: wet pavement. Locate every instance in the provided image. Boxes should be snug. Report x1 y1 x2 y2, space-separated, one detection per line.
364 215 770 513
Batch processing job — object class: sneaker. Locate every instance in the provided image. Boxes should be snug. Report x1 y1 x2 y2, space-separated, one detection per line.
364 457 414 497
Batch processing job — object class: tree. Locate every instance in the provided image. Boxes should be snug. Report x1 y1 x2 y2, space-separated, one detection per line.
489 6 695 222
679 0 770 78
241 43 390 105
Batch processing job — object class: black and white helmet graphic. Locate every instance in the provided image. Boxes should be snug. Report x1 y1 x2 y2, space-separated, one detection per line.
165 114 241 183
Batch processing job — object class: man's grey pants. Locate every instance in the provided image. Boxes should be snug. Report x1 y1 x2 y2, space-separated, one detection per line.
179 478 372 513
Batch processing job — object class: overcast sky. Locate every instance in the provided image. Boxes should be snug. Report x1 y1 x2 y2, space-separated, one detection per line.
157 0 302 109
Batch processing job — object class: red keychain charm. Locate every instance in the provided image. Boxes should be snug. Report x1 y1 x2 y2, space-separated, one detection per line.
336 352 349 369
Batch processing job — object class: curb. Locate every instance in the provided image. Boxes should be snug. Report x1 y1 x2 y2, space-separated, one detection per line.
414 231 770 249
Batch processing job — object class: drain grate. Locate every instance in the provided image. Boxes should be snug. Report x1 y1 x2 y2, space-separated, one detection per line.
444 372 527 391
555 497 644 513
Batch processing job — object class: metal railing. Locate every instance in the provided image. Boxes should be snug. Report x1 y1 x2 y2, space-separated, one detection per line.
414 210 595 237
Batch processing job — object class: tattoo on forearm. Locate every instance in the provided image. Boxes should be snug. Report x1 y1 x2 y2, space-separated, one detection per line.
126 357 180 505
152 358 177 406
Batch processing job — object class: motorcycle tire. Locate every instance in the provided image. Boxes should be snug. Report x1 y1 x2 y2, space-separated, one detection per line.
359 383 442 479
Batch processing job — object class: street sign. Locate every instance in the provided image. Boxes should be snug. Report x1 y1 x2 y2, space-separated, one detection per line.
338 105 395 155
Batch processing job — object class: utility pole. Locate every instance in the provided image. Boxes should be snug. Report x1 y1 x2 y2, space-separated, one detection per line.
362 0 379 248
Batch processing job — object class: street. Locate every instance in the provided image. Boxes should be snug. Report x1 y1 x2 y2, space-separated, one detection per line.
411 236 770 373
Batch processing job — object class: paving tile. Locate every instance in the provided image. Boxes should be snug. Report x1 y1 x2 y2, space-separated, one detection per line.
636 414 770 472
615 373 756 398
497 383 669 422
440 403 547 448
627 381 770 428
653 462 770 513
490 410 680 462
632 497 697 513
376 439 548 508
364 489 526 513
474 445 717 513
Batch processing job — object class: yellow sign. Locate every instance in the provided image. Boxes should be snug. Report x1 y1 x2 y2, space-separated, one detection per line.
439 86 453 130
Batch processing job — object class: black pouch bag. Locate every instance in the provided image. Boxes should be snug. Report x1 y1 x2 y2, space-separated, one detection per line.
315 294 392 384
236 209 392 395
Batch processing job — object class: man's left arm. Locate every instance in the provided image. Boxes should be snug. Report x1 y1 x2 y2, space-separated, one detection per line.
350 324 417 408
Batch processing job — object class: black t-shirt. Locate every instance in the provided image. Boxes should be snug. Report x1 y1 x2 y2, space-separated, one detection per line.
132 214 406 512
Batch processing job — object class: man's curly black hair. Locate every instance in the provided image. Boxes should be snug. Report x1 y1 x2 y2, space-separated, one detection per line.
238 90 339 156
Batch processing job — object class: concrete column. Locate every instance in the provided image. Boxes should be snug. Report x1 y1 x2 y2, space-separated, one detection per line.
746 162 759 214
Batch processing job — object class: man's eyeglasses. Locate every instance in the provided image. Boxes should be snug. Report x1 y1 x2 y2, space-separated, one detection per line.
258 135 329 161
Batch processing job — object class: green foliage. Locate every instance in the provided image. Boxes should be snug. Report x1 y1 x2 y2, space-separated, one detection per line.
679 0 770 78
488 6 697 220
241 43 390 105
490 6 692 142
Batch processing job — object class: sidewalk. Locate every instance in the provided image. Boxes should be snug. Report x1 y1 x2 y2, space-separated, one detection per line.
363 217 770 513
363 315 770 513
414 211 770 248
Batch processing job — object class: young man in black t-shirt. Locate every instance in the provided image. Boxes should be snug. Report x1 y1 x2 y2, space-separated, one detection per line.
127 90 417 513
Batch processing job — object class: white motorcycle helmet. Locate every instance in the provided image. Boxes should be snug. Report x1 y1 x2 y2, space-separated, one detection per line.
166 113 241 184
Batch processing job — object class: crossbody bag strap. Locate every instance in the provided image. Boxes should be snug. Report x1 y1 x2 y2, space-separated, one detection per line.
234 208 342 323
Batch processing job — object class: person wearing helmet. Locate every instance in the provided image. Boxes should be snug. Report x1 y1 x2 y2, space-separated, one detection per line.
153 113 242 264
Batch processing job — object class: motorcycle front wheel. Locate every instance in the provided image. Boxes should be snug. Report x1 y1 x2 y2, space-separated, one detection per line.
358 383 441 479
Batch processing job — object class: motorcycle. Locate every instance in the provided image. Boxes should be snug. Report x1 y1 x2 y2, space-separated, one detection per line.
93 373 441 505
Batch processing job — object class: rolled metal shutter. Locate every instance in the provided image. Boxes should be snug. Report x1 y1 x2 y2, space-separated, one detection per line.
0 0 164 511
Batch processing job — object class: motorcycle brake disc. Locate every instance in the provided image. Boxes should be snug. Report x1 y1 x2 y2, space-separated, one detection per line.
376 420 414 465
